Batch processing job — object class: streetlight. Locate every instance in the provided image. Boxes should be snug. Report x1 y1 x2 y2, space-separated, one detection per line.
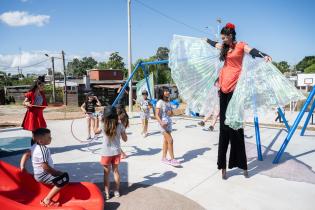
45 54 56 103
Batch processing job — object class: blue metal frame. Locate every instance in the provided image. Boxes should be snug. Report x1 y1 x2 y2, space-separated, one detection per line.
273 86 315 163
254 116 263 161
277 107 290 131
300 99 315 136
112 60 168 107
112 61 142 107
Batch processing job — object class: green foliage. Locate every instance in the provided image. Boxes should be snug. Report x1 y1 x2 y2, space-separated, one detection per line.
273 61 290 73
304 63 315 73
44 84 64 103
106 52 125 70
67 57 97 77
295 56 315 72
132 46 173 84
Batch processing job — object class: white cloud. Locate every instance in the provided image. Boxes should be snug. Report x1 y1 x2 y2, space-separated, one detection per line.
0 11 50 27
0 51 113 75
90 51 112 62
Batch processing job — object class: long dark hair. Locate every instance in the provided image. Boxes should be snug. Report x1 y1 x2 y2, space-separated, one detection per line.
219 26 236 61
29 76 45 92
102 106 118 139
158 87 170 101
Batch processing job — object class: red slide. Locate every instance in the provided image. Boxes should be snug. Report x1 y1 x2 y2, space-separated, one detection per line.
0 161 104 210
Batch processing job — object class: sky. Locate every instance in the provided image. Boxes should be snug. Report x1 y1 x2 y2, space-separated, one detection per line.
0 0 315 74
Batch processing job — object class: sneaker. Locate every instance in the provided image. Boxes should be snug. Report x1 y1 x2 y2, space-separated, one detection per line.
114 190 120 198
103 192 110 200
198 121 205 127
169 159 180 167
161 158 170 165
209 126 214 131
86 136 91 140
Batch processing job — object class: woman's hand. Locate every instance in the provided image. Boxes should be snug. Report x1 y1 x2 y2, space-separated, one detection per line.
264 56 272 62
24 101 31 107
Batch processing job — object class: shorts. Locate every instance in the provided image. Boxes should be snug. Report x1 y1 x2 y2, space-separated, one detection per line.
159 117 172 133
100 154 121 165
140 112 150 120
34 172 59 185
86 113 97 119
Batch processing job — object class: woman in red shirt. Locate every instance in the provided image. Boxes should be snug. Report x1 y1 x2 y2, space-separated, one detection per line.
22 77 48 135
206 23 272 179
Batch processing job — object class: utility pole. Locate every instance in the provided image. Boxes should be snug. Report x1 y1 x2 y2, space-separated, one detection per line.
51 57 56 103
127 0 133 112
62 50 67 106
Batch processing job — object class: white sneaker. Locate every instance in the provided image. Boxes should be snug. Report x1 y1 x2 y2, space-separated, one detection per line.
114 190 120 197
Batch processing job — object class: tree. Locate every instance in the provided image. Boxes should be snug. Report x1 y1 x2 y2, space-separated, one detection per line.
304 64 315 73
67 57 97 77
295 56 315 72
97 61 107 69
106 52 125 70
273 61 290 73
155 47 172 84
156 47 169 60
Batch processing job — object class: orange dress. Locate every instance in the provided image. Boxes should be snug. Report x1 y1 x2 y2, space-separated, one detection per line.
219 42 246 93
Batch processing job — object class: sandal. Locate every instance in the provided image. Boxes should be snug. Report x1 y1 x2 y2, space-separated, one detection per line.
40 199 60 207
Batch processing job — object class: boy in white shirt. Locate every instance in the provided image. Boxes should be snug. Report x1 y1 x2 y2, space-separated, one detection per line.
20 128 69 207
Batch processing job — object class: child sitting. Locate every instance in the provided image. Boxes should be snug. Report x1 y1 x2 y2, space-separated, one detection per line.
21 128 69 207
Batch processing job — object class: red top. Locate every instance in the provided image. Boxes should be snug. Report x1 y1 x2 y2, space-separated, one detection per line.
219 41 246 93
21 90 47 131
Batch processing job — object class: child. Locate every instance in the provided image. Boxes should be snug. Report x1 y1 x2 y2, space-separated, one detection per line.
155 87 180 167
81 92 101 140
138 90 152 137
116 104 129 159
100 106 127 200
20 128 69 207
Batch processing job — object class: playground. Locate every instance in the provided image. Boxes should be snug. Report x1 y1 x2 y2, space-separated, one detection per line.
1 111 315 209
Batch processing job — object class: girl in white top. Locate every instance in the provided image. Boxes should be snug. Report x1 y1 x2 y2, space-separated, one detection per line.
155 87 180 167
100 106 127 200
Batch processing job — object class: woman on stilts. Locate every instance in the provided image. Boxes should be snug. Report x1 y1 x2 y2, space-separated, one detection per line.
205 23 272 179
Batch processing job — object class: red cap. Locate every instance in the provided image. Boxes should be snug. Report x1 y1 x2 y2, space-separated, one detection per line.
225 22 235 30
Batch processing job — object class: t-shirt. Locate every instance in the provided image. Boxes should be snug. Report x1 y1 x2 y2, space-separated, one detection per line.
156 99 172 124
31 144 54 175
139 98 151 114
85 100 97 113
101 123 125 156
34 94 43 106
219 41 246 93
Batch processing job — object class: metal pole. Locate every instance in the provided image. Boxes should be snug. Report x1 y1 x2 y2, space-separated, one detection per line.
62 50 67 106
273 86 315 163
277 107 290 131
300 99 315 136
127 0 133 112
113 62 142 107
254 116 263 161
51 57 56 103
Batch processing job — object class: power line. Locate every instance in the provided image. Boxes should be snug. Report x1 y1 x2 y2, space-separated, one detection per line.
134 0 208 35
0 59 50 70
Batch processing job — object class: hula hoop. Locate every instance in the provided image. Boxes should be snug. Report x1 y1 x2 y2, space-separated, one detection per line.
70 118 99 143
